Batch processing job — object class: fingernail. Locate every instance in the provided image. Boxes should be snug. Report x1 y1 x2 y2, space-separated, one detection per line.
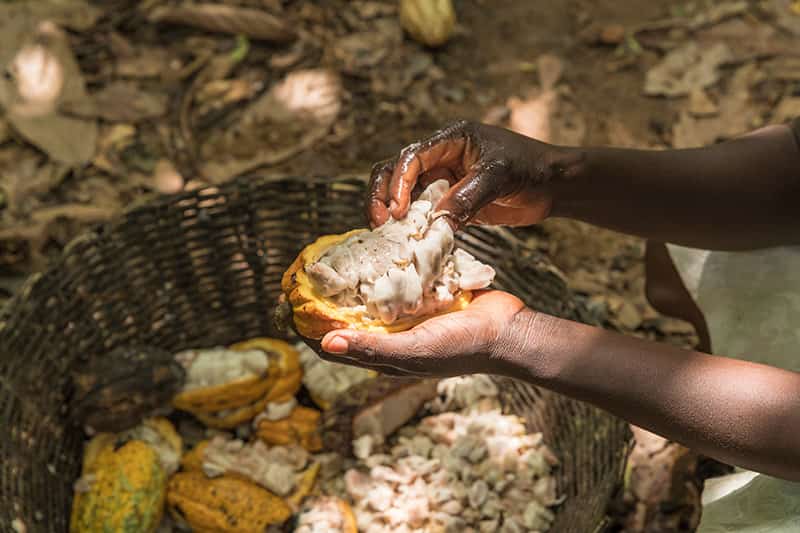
324 335 349 354
389 200 398 213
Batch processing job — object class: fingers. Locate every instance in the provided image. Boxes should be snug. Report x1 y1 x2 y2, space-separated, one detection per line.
418 167 457 190
435 160 509 228
388 121 472 220
367 158 394 228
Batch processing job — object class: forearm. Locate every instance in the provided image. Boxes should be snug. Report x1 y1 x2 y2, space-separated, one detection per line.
501 309 800 480
548 124 800 250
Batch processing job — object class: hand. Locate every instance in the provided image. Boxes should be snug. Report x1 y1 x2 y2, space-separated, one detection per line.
317 290 528 378
366 120 584 229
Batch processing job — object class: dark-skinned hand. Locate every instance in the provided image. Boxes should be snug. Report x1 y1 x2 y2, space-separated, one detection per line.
366 120 583 229
318 290 528 378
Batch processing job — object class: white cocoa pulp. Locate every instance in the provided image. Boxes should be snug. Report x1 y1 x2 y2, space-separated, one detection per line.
305 180 496 325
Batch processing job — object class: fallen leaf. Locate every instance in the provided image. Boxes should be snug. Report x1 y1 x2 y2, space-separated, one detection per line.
537 54 564 91
91 124 137 173
578 22 627 46
688 88 718 117
481 105 510 126
699 18 790 60
251 68 342 126
771 97 800 124
672 64 762 148
200 69 342 181
552 98 587 147
600 24 627 45
762 57 800 82
0 117 9 145
2 149 69 216
333 19 403 74
0 21 97 165
116 47 172 79
147 3 296 42
644 42 733 97
0 0 101 35
354 1 397 19
567 269 608 294
606 294 643 330
269 40 306 69
687 0 748 30
87 82 168 122
765 0 800 36
606 120 643 148
508 91 556 141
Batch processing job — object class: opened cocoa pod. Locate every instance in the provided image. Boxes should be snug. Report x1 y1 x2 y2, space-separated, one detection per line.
172 337 301 429
281 179 496 340
70 417 182 533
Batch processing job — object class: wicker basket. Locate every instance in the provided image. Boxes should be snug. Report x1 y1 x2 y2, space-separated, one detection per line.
0 174 631 533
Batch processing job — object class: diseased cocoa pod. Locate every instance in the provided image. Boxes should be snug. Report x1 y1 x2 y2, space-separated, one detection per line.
399 0 457 48
70 438 167 533
321 376 439 455
166 472 292 532
70 345 185 433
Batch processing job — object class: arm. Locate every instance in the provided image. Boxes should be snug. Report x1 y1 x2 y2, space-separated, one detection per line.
550 123 800 250
501 309 800 481
319 292 800 481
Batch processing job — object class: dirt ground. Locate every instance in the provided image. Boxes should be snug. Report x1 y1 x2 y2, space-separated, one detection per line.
3 0 798 530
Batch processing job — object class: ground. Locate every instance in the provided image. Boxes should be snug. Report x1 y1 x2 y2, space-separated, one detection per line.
2 0 798 530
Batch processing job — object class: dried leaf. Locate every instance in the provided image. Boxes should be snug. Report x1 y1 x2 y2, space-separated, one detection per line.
2 149 68 215
0 117 9 145
688 89 718 117
116 47 172 79
672 64 762 148
766 0 800 36
354 1 397 19
537 54 563 92
88 82 168 122
762 57 800 82
552 99 586 147
0 21 97 165
772 97 800 124
606 120 644 148
699 18 790 60
200 69 342 181
687 0 748 30
508 92 556 142
481 105 510 126
0 0 101 35
600 24 626 45
147 3 296 42
644 42 733 97
91 124 137 174
333 20 403 74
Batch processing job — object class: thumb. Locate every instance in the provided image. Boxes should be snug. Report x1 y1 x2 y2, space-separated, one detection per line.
321 328 429 368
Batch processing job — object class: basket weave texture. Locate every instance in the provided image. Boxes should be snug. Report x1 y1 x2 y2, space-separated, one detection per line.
0 175 631 533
